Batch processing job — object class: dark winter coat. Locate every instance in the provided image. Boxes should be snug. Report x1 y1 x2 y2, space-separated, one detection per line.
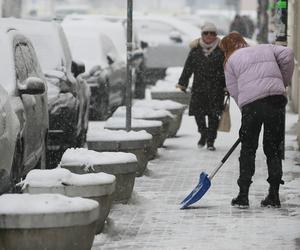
178 44 226 116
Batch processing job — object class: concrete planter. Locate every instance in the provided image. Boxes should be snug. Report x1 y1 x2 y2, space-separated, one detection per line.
86 128 152 176
140 115 172 146
133 99 187 138
87 139 150 177
166 106 186 137
21 168 115 234
0 194 98 250
151 90 191 105
60 149 139 203
104 118 163 160
112 106 173 146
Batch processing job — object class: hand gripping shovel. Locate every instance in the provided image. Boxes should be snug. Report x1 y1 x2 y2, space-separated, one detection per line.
180 138 241 209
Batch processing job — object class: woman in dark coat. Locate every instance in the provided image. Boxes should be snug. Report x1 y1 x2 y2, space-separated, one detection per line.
177 22 226 151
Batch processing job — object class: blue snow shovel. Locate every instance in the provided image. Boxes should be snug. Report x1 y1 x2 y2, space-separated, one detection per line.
180 138 241 209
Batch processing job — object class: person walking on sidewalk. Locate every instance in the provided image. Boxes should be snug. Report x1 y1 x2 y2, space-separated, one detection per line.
176 22 226 151
220 32 294 208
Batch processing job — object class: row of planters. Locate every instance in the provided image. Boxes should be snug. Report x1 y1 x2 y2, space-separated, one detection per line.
0 99 186 250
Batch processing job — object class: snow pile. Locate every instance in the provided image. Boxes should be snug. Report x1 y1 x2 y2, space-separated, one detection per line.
61 148 137 165
87 128 152 141
112 106 174 119
19 168 116 188
0 193 98 214
104 117 162 129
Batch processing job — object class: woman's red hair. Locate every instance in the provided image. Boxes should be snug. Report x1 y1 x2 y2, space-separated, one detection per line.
220 32 248 65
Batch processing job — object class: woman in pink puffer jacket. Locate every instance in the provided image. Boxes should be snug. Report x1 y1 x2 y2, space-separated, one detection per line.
220 32 294 209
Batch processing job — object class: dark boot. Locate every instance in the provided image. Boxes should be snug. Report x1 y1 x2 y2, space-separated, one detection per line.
231 181 250 208
197 133 207 147
261 183 281 208
207 140 215 151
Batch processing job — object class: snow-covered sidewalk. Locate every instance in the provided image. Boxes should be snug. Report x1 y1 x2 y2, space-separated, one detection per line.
92 100 300 250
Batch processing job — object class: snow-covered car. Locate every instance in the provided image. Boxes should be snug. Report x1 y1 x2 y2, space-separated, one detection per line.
64 14 147 99
132 15 200 85
1 18 90 168
62 19 126 120
0 26 48 192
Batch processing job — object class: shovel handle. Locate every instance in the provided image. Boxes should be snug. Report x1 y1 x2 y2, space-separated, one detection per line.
221 138 241 164
209 138 241 180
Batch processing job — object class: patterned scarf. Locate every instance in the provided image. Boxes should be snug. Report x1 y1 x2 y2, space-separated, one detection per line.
199 37 220 57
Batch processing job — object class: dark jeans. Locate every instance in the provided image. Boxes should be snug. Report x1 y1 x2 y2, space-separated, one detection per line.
238 95 286 186
195 112 219 143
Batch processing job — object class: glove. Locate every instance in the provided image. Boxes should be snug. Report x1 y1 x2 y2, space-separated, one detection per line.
176 83 187 93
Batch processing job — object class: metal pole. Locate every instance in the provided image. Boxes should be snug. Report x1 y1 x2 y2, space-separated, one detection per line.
274 0 288 160
126 0 133 131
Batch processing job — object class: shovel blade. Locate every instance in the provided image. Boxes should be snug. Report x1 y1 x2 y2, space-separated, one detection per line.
180 172 211 209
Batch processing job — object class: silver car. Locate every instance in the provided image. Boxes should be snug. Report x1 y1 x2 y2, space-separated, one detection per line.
0 27 48 192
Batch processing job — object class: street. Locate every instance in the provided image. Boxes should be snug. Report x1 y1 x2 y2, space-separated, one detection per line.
92 99 300 250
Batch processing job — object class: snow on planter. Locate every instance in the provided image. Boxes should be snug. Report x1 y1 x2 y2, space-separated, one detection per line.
0 193 98 250
112 105 174 145
60 148 138 203
150 79 191 105
20 168 115 234
86 128 151 176
133 99 187 137
104 117 163 160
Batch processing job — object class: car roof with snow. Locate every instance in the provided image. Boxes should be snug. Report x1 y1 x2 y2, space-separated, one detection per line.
62 19 122 71
63 16 126 61
0 18 65 72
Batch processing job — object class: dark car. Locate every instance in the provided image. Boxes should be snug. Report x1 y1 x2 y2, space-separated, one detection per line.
0 26 48 192
62 19 127 120
3 18 90 167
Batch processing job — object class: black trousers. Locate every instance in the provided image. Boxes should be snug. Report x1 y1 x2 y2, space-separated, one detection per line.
238 95 286 186
194 112 219 143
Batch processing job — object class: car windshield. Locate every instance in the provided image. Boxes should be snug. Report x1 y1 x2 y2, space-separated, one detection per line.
28 32 64 71
64 31 108 72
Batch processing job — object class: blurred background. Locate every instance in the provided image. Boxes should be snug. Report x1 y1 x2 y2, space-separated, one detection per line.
0 0 283 44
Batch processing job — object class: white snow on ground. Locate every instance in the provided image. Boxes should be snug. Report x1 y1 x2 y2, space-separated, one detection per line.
92 90 300 249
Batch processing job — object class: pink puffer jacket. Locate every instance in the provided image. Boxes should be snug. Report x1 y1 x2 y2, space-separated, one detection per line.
225 44 294 108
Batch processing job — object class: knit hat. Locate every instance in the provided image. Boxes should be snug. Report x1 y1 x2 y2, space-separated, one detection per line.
201 22 217 33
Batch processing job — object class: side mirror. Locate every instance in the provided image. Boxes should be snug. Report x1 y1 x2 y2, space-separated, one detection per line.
106 54 114 65
169 31 183 43
71 60 85 77
140 40 148 49
131 50 144 61
18 77 46 95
